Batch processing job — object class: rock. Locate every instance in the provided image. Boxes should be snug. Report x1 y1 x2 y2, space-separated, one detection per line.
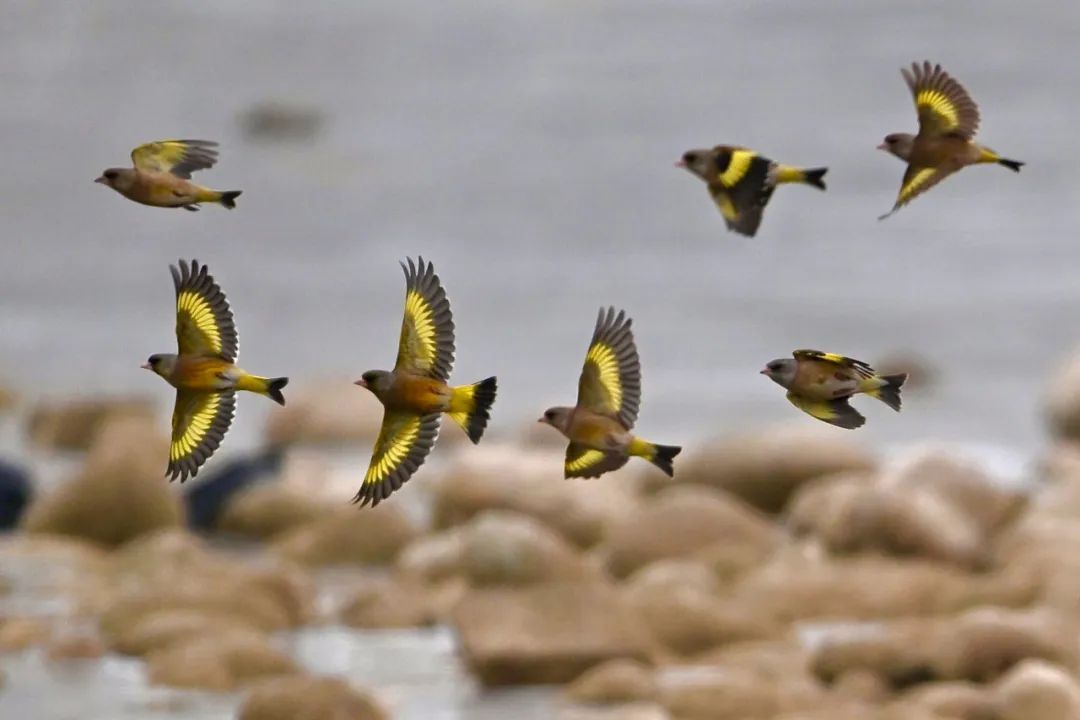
21 416 183 546
274 504 417 566
559 705 670 720
184 448 285 530
460 510 594 587
1045 349 1080 443
146 633 298 691
936 607 1077 683
993 659 1080 720
215 482 331 540
0 381 16 414
26 396 157 451
902 681 997 719
671 425 876 514
830 669 890 703
45 633 107 662
452 581 651 685
564 658 658 705
395 527 466 585
340 577 435 629
0 459 32 530
238 674 387 720
810 620 943 689
658 664 828 720
601 486 777 579
239 101 325 142
0 616 52 651
110 608 266 656
432 445 644 548
264 380 383 447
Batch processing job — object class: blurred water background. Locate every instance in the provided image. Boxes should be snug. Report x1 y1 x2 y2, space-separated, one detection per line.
2 0 1080 718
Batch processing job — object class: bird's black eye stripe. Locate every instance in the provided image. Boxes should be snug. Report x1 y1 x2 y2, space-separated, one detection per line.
713 151 731 173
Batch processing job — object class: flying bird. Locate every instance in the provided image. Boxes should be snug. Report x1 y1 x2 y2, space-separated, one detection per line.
143 259 288 481
353 257 497 507
878 61 1023 219
761 350 907 429
95 139 242 211
539 307 681 478
678 145 827 237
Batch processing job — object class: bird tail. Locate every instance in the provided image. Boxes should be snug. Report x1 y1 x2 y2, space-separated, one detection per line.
628 438 682 477
236 375 288 406
997 158 1024 172
219 190 242 209
775 165 828 190
448 376 498 444
977 147 1023 172
863 373 907 412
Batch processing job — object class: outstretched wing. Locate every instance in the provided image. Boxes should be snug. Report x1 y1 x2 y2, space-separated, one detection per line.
393 257 455 381
564 442 628 479
786 392 865 430
880 163 958 219
793 349 875 379
903 61 980 140
131 139 220 179
353 411 441 507
707 147 775 237
172 259 238 362
168 390 235 481
575 307 641 429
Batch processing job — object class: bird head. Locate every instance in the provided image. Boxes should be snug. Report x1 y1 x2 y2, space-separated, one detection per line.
354 370 392 398
877 133 914 161
94 167 133 191
142 353 177 379
676 148 719 182
537 406 572 433
760 358 796 389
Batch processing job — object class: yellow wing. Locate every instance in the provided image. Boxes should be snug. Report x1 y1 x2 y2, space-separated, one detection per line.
793 349 875 379
564 442 628 479
171 259 238 361
353 411 441 507
902 61 980 139
168 390 235 481
394 257 455 381
576 307 641 429
706 147 775 237
786 392 865 430
880 164 958 219
131 139 219 179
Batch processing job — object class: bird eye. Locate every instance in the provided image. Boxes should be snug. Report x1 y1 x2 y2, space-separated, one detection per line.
682 152 696 164
105 170 117 179
545 410 554 419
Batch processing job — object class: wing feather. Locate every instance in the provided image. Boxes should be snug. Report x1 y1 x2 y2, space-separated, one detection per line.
172 259 238 361
393 257 455 381
132 139 220 178
575 307 641 429
168 390 235 481
354 411 440 507
793 349 875 379
903 61 980 139
564 442 628 479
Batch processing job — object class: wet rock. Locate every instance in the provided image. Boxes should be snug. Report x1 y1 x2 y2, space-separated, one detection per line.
601 486 777 579
0 459 31 530
26 396 157 451
111 608 266 656
992 659 1080 720
453 581 651 685
461 510 594 587
564 658 658 705
184 448 285 531
238 674 387 720
671 425 876 514
274 504 417 566
215 482 331 540
146 633 298 691
340 577 435 629
21 416 183 546
264 380 382 447
432 445 644 547
239 101 325 142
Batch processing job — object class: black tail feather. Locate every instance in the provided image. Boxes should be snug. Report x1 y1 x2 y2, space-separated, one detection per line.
220 190 242 209
803 167 828 190
875 373 907 412
267 377 288 406
650 444 682 477
464 376 497 444
998 158 1023 173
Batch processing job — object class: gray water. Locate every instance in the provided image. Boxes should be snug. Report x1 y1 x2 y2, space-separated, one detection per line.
1 0 1079 717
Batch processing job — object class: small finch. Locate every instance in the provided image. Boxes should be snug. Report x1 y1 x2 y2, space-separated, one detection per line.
539 307 681 478
878 61 1023 219
353 257 497 507
678 145 827 237
761 349 907 429
144 260 287 481
95 139 242 211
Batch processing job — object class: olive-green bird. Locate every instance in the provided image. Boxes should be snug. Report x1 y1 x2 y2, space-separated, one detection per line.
761 350 907 430
539 307 681 478
96 139 242 211
678 145 827 237
878 61 1023 219
353 257 497 507
143 259 288 482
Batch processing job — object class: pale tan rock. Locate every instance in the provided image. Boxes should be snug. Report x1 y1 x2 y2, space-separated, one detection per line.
564 658 658 704
274 504 418 566
238 674 388 720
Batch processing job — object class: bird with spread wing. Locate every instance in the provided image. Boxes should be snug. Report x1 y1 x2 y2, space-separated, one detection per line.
878 61 1023 219
95 139 242 211
143 259 288 482
761 350 907 429
353 257 497 507
538 307 680 479
678 145 827 237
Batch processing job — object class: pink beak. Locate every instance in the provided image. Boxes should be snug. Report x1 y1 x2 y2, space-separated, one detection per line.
140 362 152 370
876 142 888 151
759 368 770 375
675 160 687 168
94 176 107 184
354 378 367 388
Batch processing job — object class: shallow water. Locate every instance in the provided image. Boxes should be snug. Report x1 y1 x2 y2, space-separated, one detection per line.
2 1 1079 717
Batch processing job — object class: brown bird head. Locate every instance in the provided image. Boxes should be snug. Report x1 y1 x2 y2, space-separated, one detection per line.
355 369 393 400
878 133 915 161
95 167 135 193
142 353 177 380
538 406 573 433
760 358 796 389
676 146 728 183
